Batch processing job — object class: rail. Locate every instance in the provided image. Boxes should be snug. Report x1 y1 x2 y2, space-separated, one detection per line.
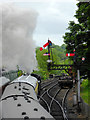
39 80 70 120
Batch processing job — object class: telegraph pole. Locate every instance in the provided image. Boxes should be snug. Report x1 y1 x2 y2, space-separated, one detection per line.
48 39 50 60
66 49 81 108
47 39 51 70
74 50 80 99
73 49 81 110
39 39 52 70
77 69 81 103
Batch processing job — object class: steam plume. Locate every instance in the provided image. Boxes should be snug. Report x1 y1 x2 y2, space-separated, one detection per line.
0 3 38 73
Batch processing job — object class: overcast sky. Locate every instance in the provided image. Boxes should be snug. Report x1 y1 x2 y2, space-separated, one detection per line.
1 0 78 47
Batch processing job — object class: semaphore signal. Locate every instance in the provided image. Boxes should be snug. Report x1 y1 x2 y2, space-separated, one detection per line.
66 53 75 57
40 40 52 51
43 53 50 56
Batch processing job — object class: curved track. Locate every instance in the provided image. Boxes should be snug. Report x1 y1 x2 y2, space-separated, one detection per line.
39 79 70 120
41 78 58 89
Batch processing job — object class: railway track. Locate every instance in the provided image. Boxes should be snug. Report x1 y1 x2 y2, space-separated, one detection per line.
39 78 71 120
41 78 58 90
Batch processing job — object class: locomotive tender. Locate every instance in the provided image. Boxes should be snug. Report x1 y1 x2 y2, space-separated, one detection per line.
0 75 55 119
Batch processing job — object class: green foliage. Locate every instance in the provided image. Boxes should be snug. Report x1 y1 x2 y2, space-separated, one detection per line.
81 79 88 88
63 2 90 78
17 70 23 77
36 48 48 71
51 44 67 63
34 44 69 80
80 88 89 105
32 70 48 80
80 79 90 105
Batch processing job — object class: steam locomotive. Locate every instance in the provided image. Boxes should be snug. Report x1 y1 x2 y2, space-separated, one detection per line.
0 74 54 119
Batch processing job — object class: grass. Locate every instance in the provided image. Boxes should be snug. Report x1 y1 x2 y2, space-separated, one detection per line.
80 87 90 105
80 79 90 106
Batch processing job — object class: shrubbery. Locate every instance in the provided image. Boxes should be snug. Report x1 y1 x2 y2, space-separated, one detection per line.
33 44 70 80
81 79 88 88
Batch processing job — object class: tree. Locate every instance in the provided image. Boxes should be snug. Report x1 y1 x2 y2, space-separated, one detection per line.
63 2 90 79
33 44 69 80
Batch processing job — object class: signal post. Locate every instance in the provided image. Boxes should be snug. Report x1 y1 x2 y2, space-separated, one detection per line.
66 49 81 109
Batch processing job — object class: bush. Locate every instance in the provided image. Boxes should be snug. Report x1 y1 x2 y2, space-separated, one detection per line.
81 79 88 88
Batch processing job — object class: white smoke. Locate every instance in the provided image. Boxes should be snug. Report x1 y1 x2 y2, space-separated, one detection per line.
0 5 2 72
0 3 38 73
